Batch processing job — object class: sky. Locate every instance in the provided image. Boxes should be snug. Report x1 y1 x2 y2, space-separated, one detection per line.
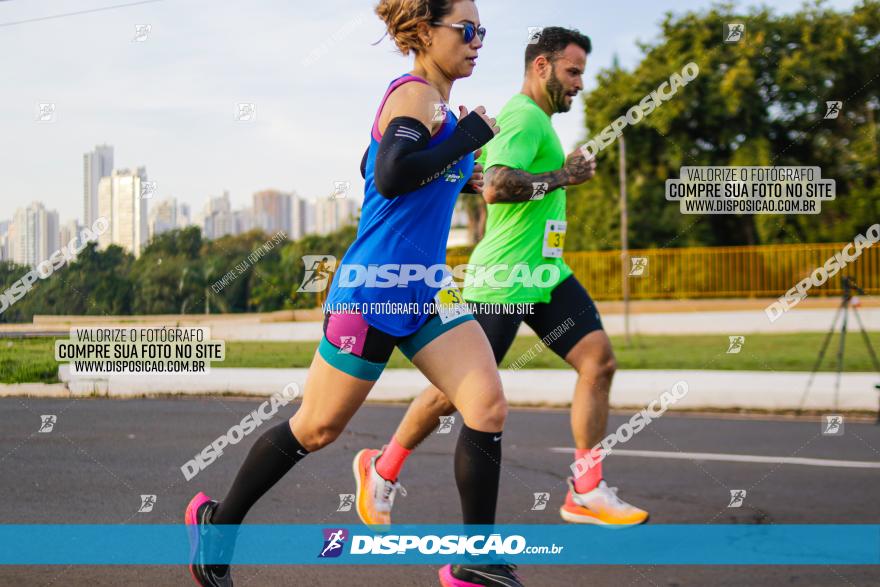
0 0 864 225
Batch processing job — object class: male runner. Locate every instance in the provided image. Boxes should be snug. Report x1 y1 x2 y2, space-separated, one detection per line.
354 26 649 528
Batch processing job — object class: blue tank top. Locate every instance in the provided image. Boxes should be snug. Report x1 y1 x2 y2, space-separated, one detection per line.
325 74 474 336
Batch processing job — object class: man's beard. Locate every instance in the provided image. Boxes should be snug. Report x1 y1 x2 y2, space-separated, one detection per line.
546 68 571 113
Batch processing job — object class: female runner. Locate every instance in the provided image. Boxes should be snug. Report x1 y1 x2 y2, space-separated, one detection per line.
185 1 523 585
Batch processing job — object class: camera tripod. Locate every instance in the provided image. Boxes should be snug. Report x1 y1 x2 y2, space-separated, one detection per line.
798 277 880 421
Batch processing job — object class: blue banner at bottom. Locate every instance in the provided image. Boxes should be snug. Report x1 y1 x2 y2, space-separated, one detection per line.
0 525 877 565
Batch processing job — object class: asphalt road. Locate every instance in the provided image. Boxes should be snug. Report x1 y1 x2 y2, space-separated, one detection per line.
1 397 878 586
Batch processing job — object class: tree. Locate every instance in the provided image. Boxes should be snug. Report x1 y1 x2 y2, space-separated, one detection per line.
568 0 880 250
23 243 134 317
131 227 204 314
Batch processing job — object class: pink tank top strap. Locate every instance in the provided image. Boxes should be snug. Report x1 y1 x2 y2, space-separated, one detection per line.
371 74 430 141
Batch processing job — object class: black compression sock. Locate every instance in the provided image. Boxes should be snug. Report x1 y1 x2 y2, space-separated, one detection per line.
212 422 309 525
454 424 502 525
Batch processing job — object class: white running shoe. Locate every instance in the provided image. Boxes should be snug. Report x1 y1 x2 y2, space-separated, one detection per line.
559 478 649 526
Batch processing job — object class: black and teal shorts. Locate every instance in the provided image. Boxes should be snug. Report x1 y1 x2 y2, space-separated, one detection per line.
319 309 475 381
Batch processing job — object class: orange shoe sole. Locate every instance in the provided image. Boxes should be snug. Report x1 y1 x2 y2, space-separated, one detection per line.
559 504 649 527
352 448 390 530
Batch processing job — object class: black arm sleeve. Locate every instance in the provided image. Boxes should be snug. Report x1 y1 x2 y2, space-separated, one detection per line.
373 112 495 199
360 147 368 179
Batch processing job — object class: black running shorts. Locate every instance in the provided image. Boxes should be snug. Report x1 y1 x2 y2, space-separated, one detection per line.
469 275 604 365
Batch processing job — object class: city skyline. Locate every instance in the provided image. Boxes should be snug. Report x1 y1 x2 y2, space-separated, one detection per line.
0 141 362 267
2 141 365 235
0 194 361 268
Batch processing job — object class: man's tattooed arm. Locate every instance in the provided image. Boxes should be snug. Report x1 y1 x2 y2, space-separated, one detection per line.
483 149 596 204
482 166 569 203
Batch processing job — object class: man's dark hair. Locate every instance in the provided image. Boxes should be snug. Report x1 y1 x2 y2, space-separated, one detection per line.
525 27 591 70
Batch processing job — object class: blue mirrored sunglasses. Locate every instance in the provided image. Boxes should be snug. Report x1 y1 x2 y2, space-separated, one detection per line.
432 21 486 43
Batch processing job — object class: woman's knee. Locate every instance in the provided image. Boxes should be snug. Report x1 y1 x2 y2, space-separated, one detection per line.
291 417 343 452
481 395 508 430
458 379 508 431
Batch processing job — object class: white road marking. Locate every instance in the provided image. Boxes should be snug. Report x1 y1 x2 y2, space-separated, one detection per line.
549 447 880 469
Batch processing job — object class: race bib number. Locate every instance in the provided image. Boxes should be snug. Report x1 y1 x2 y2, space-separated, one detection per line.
435 285 469 324
542 220 566 258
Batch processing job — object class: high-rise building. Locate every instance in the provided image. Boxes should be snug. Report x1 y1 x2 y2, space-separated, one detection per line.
83 145 114 228
305 200 317 236
202 191 234 240
0 221 9 262
151 198 179 237
4 223 16 262
252 190 292 236
314 197 359 235
46 210 59 255
10 202 60 266
290 193 310 240
148 198 178 239
233 208 252 235
58 219 80 250
98 167 149 256
177 203 192 228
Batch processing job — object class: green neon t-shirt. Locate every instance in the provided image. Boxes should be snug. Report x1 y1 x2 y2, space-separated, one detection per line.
464 93 572 304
